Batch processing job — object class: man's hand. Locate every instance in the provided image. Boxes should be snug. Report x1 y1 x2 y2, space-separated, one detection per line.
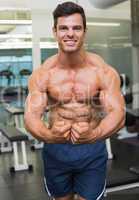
71 122 93 144
71 122 103 144
48 121 71 143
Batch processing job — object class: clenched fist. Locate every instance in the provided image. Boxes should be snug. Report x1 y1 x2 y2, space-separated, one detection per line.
49 120 72 143
71 122 91 143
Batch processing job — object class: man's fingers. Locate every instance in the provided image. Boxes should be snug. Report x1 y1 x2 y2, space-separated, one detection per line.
60 123 71 132
72 122 89 128
71 129 80 139
71 132 78 143
53 121 71 133
72 123 81 133
54 121 65 126
71 136 75 144
64 130 70 139
78 122 89 127
72 124 89 134
64 131 69 137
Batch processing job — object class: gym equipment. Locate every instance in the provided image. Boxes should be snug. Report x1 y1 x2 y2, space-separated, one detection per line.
105 75 139 193
0 69 19 96
124 93 133 105
126 108 136 127
118 74 136 139
128 108 139 175
106 167 139 193
5 103 44 150
118 108 138 139
0 131 12 153
0 69 15 87
107 108 139 193
120 74 130 88
5 104 25 127
19 69 31 94
0 123 33 173
106 138 113 160
120 74 133 104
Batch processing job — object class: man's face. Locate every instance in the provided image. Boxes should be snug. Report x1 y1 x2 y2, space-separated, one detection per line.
53 13 86 53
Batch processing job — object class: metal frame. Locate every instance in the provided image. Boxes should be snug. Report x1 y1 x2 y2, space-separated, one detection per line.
11 107 43 150
13 141 29 171
0 132 12 153
106 182 139 193
106 138 113 159
32 139 44 149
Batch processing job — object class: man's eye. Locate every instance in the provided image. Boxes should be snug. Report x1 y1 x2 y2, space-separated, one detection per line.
59 26 68 31
73 26 82 31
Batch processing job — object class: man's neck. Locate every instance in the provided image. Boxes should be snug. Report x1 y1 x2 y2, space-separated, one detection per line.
58 49 87 69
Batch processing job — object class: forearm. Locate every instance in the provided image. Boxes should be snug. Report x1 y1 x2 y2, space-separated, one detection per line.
93 109 125 139
24 114 50 142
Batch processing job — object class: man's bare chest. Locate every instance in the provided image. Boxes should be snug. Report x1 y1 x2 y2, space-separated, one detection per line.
47 67 100 103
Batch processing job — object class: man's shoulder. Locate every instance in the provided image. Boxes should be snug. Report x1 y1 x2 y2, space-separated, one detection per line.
87 52 120 80
33 54 58 76
87 52 105 69
42 54 58 71
88 52 117 73
29 55 58 88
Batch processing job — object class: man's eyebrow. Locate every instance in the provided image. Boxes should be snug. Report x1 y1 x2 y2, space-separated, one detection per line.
73 25 82 29
58 25 68 28
58 25 83 28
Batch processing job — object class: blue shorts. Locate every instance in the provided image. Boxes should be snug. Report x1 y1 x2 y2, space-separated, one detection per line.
42 141 108 200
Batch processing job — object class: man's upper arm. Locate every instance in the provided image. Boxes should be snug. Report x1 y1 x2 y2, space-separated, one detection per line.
99 66 125 114
25 67 48 120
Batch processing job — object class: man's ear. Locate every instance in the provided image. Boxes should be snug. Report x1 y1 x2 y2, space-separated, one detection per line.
84 27 87 33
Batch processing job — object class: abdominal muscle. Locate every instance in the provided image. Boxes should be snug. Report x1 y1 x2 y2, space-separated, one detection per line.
48 101 101 134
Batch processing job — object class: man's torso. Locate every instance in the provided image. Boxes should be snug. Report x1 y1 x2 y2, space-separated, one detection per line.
46 59 105 130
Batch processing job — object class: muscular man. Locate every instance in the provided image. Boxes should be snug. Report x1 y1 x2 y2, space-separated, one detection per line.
24 2 125 200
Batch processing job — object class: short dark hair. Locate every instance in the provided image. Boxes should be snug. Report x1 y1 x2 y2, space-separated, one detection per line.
53 1 86 31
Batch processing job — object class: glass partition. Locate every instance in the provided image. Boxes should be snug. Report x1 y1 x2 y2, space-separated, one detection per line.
86 18 132 80
0 10 32 88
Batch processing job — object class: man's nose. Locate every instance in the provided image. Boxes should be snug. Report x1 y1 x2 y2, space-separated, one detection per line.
67 28 74 37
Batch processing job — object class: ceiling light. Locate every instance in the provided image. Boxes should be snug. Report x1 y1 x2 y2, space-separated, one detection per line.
0 34 32 39
0 20 32 25
0 41 58 49
0 7 31 11
110 36 130 39
87 22 120 27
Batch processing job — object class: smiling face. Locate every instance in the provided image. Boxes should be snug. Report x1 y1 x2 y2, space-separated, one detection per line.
53 13 86 53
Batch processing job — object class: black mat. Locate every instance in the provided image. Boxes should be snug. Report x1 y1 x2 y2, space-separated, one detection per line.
106 168 139 188
121 137 139 147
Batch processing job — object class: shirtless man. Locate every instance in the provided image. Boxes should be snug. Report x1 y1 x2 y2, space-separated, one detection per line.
24 2 125 200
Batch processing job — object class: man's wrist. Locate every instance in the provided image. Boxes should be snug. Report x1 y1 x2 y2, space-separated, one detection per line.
92 126 104 140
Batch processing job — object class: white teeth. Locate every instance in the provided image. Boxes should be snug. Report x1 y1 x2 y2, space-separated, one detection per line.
66 42 75 45
65 40 75 42
64 40 76 45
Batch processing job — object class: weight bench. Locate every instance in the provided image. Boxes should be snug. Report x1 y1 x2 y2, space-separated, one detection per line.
0 123 33 173
5 103 43 150
106 168 139 193
0 131 12 153
127 108 139 175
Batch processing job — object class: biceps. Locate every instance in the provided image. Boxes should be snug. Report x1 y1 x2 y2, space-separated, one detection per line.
99 90 125 113
25 91 47 117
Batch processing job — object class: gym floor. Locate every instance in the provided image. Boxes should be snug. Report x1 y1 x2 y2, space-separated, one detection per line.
0 104 139 200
